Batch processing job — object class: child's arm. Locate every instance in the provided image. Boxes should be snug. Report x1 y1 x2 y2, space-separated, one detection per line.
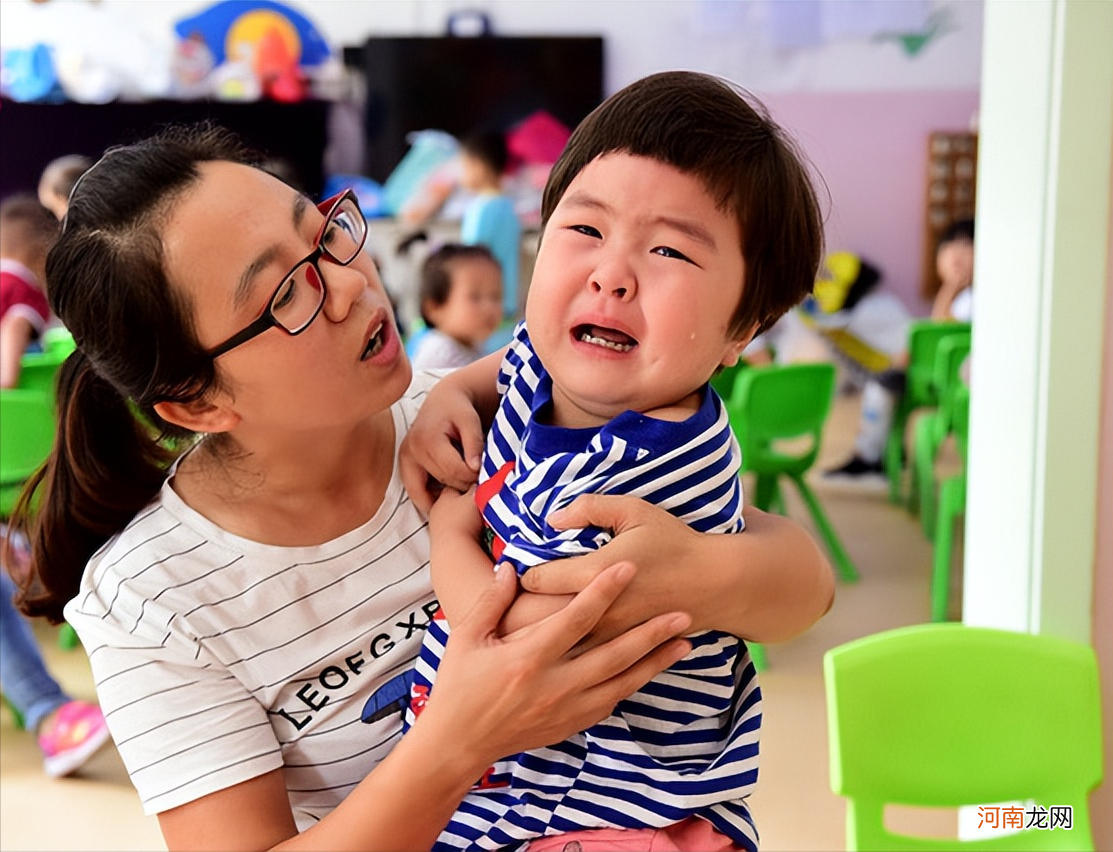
427 487 503 624
400 349 506 513
429 487 576 633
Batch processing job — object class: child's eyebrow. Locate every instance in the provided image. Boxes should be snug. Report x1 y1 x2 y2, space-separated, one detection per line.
561 189 717 250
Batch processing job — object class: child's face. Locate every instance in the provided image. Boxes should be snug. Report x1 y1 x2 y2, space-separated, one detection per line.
936 237 974 289
527 153 751 426
425 257 503 348
459 152 497 193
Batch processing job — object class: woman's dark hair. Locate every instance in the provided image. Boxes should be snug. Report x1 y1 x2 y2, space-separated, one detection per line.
419 243 499 327
7 123 260 623
541 71 826 338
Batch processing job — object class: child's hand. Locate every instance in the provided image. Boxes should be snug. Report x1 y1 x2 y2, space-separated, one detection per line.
400 383 486 514
521 495 703 646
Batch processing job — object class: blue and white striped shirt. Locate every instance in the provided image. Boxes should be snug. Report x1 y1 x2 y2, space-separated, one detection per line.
411 323 762 851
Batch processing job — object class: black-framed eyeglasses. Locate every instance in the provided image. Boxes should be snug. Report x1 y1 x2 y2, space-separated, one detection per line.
206 189 368 359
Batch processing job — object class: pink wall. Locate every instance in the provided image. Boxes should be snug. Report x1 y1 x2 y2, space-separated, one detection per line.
762 90 981 314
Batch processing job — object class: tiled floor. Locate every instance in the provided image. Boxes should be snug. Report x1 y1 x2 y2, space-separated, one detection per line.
0 391 962 852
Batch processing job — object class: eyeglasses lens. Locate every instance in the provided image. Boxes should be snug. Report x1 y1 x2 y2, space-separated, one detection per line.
270 194 367 334
323 196 366 264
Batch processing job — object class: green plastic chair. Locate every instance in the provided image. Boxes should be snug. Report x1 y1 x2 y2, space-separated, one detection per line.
40 326 77 360
911 333 973 537
16 348 70 402
0 389 55 517
884 321 972 504
825 623 1102 851
723 362 859 584
710 361 747 404
931 385 970 622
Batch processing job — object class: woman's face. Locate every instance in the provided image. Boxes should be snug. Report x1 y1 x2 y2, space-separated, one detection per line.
162 161 410 435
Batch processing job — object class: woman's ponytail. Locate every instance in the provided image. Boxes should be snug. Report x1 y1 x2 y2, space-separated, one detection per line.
10 349 183 623
6 123 255 622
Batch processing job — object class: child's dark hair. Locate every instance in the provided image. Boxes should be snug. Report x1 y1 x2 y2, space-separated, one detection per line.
460 128 509 176
6 123 262 623
939 217 975 247
419 243 499 327
0 194 60 258
542 71 825 337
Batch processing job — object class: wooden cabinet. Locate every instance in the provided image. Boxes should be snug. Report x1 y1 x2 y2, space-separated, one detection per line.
922 131 977 299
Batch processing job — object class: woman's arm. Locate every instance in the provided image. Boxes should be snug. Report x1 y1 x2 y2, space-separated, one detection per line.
520 495 835 644
156 562 692 852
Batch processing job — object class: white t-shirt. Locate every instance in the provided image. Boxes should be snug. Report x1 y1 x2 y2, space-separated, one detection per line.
64 372 441 827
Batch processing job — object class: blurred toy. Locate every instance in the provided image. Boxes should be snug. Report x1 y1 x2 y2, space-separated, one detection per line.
173 1 331 69
2 44 65 103
253 25 307 102
170 32 217 100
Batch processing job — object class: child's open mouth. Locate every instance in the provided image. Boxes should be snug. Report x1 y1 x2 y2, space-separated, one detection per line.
574 324 637 353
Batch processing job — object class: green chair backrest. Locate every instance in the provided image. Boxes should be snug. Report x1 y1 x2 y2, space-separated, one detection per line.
725 362 835 478
40 326 77 359
825 623 1102 851
906 320 972 408
16 348 70 401
0 389 56 517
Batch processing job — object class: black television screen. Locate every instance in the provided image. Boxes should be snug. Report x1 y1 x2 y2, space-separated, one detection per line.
349 36 605 182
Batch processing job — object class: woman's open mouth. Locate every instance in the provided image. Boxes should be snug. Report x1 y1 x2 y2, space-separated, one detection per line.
362 321 386 360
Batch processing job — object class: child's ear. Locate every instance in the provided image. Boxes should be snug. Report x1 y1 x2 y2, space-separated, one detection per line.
720 324 759 368
153 397 240 435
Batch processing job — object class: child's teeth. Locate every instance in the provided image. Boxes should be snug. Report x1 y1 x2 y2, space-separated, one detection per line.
580 331 633 352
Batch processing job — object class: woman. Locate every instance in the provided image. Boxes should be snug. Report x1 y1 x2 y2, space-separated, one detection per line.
8 125 832 851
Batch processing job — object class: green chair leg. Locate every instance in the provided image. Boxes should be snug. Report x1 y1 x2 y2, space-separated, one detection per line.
932 473 966 622
913 413 942 538
884 406 910 505
792 475 860 583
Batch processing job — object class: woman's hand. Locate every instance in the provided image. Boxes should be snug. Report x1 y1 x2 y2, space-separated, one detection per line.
520 495 834 645
417 560 693 767
518 495 707 646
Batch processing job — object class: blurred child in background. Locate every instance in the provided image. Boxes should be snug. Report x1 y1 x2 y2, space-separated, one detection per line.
37 154 93 221
459 128 521 319
1 195 58 388
410 243 503 370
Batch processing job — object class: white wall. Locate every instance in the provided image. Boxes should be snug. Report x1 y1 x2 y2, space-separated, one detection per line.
1 0 983 96
0 0 985 308
964 0 1111 641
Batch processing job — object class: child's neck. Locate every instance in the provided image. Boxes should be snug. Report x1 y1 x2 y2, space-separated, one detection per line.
546 388 703 429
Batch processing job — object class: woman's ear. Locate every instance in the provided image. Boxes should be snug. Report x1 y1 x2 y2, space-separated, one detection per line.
153 397 240 435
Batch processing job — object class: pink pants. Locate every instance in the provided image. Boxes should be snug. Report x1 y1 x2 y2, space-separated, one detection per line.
524 817 745 851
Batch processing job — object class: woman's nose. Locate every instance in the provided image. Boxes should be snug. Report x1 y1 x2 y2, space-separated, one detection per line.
320 255 373 322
